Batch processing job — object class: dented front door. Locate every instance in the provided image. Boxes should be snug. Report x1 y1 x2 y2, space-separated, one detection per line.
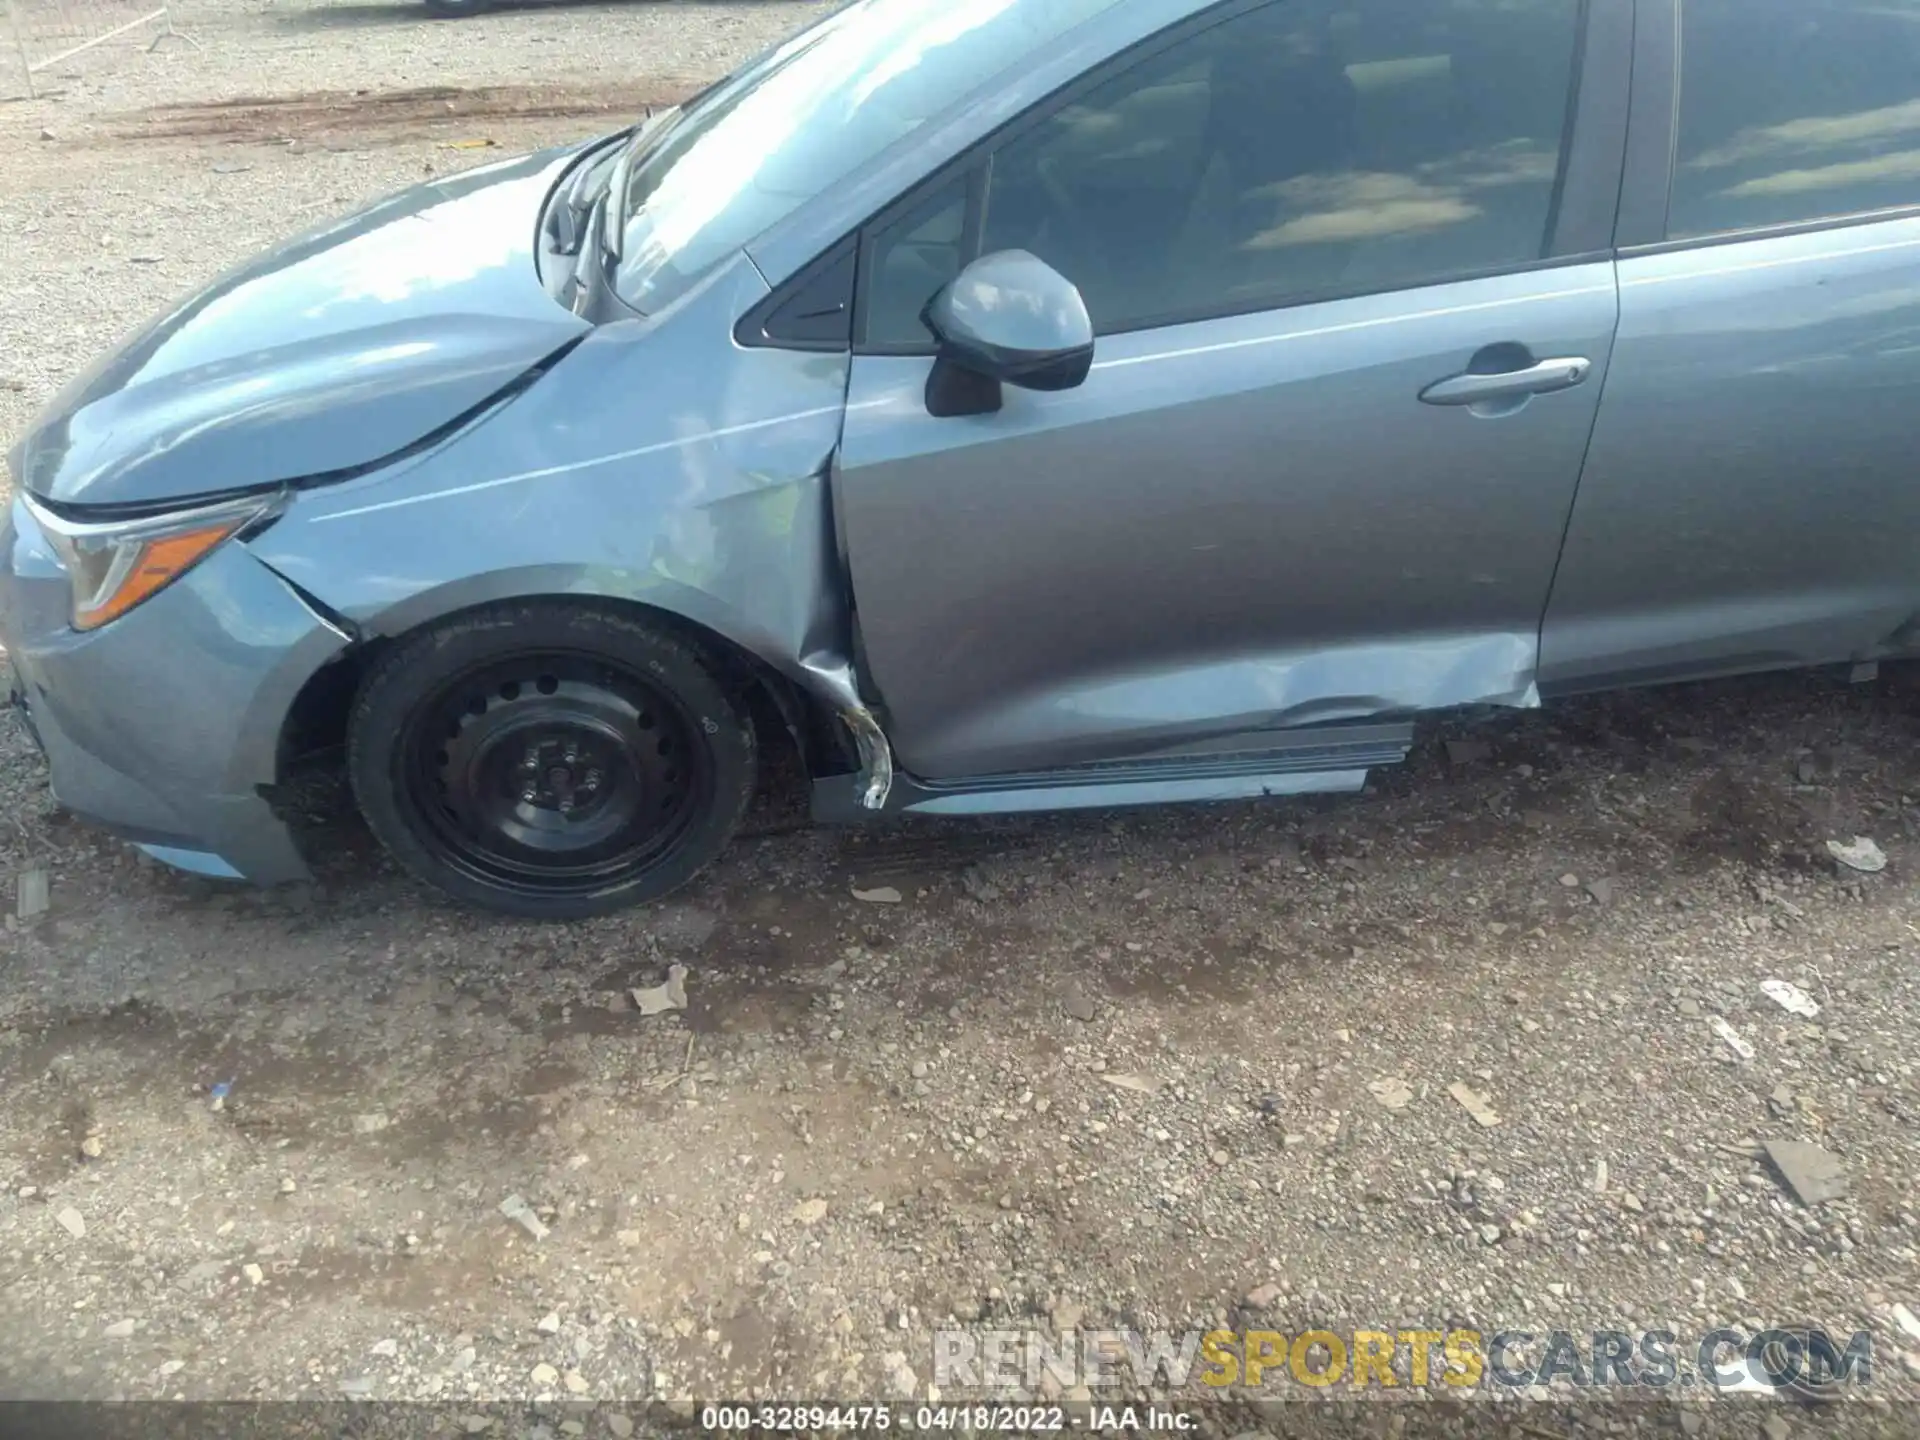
835 266 1622 783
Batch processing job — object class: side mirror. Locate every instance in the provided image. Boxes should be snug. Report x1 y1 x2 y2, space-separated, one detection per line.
920 250 1095 418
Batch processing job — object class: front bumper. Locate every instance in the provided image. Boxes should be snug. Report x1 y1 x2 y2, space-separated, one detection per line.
0 495 352 885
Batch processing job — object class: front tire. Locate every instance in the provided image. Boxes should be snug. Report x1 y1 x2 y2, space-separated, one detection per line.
347 601 756 920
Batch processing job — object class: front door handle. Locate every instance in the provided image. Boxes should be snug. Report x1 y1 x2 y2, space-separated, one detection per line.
1419 356 1592 407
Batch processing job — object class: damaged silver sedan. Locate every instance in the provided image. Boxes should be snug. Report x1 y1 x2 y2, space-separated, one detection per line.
5 0 1919 917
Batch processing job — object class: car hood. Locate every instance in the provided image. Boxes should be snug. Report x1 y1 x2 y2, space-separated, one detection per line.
11 145 594 510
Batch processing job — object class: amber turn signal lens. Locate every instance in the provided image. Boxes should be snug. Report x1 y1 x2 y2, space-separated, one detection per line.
71 519 248 631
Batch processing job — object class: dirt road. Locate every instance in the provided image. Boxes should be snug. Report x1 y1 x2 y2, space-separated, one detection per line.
1 1 1918 1433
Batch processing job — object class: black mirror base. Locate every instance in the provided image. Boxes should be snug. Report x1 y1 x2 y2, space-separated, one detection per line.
926 357 1005 419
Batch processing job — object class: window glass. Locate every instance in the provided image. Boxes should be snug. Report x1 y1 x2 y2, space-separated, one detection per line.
613 0 1126 314
864 183 969 348
974 0 1582 334
1671 0 1920 240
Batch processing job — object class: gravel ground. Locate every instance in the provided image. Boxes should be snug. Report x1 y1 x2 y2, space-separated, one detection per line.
2 3 1920 1436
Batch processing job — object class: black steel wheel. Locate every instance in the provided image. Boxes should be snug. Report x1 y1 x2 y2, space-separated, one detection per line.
348 602 756 919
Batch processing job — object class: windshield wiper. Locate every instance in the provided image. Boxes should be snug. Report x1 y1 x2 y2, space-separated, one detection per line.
557 103 684 314
601 103 684 260
548 132 628 257
599 139 637 266
548 105 680 258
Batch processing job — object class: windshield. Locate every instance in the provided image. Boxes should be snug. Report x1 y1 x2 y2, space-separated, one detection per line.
613 0 1127 314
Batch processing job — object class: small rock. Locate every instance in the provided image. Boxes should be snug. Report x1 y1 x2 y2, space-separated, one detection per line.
793 1198 829 1226
1761 1416 1791 1440
15 869 49 921
1447 1081 1501 1128
1210 1149 1230 1167
1558 872 1581 889
279 1177 297 1194
1584 876 1616 906
499 1194 549 1240
54 1208 85 1239
38 127 56 141
852 886 904 905
1445 738 1492 767
1060 985 1097 1023
1891 1303 1920 1344
537 1312 561 1334
1050 1300 1085 1332
607 1418 635 1440
1366 1076 1414 1111
1243 1283 1283 1311
101 1319 136 1339
563 1370 589 1394
79 1136 104 1161
352 1113 391 1135
884 1351 917 1397
1620 1191 1644 1214
371 1339 398 1358
1592 1159 1609 1193
1764 1139 1849 1206
1826 836 1886 873
910 1060 929 1080
158 1360 185 1377
242 1263 264 1286
531 1362 559 1387
1479 1224 1503 1245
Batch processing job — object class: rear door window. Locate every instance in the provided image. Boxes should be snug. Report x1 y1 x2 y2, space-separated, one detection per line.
1670 0 1920 240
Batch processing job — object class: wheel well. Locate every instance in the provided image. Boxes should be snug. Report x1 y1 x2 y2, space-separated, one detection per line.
274 596 858 785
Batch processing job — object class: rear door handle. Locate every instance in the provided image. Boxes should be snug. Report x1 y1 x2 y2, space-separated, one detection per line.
1419 356 1592 406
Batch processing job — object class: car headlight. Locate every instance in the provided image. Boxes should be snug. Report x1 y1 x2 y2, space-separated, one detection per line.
21 491 282 632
